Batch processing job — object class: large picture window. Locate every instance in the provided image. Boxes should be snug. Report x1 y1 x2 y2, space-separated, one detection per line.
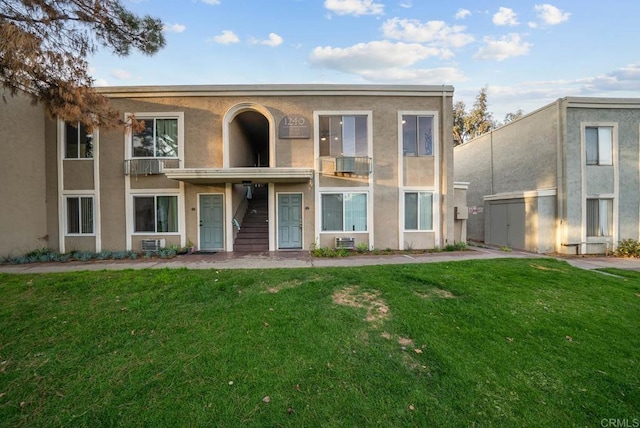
403 115 433 156
132 117 178 158
65 122 93 159
319 115 368 157
321 193 367 232
134 195 179 233
66 196 94 234
587 198 612 237
585 126 612 165
404 192 433 230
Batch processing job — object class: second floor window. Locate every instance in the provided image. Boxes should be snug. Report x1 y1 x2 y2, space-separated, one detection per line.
133 118 178 158
585 126 612 165
319 115 368 157
65 122 93 159
403 115 433 156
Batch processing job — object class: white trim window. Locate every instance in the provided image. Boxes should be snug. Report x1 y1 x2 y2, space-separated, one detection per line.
402 115 434 156
134 195 179 233
318 115 368 157
586 198 613 237
404 192 433 231
65 121 93 159
66 196 94 235
585 126 613 165
321 193 367 232
132 117 179 158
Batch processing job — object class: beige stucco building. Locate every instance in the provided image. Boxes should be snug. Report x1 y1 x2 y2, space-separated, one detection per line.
1 84 461 257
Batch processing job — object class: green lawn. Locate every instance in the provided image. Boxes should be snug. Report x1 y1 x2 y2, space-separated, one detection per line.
0 259 638 427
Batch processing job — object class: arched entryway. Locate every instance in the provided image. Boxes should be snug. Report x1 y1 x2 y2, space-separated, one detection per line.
224 103 274 168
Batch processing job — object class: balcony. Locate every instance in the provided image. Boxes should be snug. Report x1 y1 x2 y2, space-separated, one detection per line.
320 156 371 177
123 158 180 176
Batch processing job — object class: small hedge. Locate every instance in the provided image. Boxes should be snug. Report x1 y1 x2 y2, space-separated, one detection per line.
615 238 640 258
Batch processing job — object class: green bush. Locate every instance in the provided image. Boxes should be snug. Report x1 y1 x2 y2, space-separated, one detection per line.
615 238 640 258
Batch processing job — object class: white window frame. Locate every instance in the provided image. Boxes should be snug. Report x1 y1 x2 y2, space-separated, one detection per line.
320 192 368 233
64 121 94 159
65 195 95 236
403 191 435 231
125 112 184 160
586 197 614 238
132 194 181 235
314 110 373 163
585 125 613 166
401 114 436 157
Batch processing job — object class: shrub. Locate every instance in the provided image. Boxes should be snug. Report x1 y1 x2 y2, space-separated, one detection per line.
615 238 640 258
355 242 369 253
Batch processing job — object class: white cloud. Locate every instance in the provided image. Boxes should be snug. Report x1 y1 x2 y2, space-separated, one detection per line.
200 0 220 4
309 41 446 73
252 33 284 47
381 18 474 48
399 1 412 8
360 67 466 83
455 9 471 20
581 63 640 92
324 0 384 16
94 78 109 87
493 7 519 26
212 30 239 44
534 4 570 25
473 33 531 61
308 40 464 83
163 23 186 33
111 69 133 80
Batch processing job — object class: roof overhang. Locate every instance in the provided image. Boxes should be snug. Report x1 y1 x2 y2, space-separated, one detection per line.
163 167 314 184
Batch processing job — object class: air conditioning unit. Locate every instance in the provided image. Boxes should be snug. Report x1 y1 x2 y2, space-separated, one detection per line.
141 239 165 252
335 237 356 250
124 159 164 176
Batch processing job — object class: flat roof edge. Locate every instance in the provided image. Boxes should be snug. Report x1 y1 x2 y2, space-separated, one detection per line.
96 84 455 98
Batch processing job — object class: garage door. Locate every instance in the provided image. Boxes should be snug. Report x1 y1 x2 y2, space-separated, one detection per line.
489 201 525 250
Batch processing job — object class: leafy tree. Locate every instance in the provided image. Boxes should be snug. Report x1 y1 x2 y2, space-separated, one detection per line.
0 0 165 128
453 86 525 145
502 109 524 124
452 100 467 146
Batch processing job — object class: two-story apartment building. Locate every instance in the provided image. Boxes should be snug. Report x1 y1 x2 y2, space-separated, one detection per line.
455 97 640 255
1 84 458 257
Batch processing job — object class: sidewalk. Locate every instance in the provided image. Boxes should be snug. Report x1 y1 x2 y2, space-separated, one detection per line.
2 246 639 274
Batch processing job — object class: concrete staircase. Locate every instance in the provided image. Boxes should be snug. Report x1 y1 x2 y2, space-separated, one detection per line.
234 187 269 252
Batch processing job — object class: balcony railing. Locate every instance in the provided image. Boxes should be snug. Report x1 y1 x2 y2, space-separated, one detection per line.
123 158 180 176
320 156 371 177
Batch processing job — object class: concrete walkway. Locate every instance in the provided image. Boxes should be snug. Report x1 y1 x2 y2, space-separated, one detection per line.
2 246 640 274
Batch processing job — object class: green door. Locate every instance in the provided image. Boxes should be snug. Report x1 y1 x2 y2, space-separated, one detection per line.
278 194 302 249
200 195 224 250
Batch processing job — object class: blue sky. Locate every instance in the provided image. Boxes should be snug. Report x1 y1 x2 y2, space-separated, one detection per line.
89 0 640 119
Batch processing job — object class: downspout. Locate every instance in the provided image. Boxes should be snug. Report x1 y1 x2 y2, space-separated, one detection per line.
490 129 494 195
442 86 447 246
556 98 566 252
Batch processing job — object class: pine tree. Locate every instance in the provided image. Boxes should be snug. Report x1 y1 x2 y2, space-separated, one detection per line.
0 0 165 129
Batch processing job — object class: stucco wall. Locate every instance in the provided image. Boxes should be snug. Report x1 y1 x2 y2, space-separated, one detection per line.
564 107 640 246
454 102 559 244
0 92 49 257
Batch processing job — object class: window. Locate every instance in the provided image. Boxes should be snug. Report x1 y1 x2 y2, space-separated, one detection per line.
65 122 93 159
319 115 368 157
404 192 433 230
585 126 612 165
132 117 178 158
66 196 94 234
321 193 367 231
403 115 433 156
587 199 613 237
134 196 178 233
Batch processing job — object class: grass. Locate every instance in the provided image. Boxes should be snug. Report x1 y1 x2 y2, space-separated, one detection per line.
0 259 638 427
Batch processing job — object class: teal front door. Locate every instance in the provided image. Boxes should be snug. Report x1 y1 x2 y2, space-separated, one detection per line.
200 194 224 250
278 194 302 249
